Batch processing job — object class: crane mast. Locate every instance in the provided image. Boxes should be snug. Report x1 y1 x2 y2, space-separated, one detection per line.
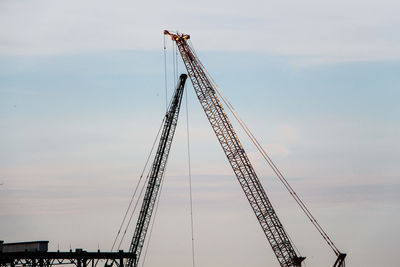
127 74 188 267
164 31 305 267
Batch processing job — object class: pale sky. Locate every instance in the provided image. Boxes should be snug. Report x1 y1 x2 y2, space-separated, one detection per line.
1 1 399 267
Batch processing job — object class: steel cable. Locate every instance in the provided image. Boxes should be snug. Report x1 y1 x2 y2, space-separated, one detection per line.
111 117 166 251
185 82 196 267
140 169 167 267
183 39 339 255
208 73 340 256
164 35 168 112
185 42 303 256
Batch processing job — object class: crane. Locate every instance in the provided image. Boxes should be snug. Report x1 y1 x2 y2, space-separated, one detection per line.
164 30 345 267
164 30 304 267
127 74 188 267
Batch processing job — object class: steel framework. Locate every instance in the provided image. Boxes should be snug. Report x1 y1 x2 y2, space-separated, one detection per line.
127 74 188 267
0 250 134 267
164 31 305 267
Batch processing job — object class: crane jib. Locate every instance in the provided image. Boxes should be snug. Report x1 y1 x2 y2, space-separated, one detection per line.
164 30 304 267
127 74 188 267
126 30 345 267
164 30 345 267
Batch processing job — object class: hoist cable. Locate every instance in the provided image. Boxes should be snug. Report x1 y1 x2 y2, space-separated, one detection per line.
164 35 168 113
118 87 181 250
117 169 149 250
203 68 340 255
185 83 196 267
140 170 167 267
112 117 166 251
215 87 340 255
184 40 339 255
172 42 176 87
175 43 179 81
185 43 302 256
140 41 180 267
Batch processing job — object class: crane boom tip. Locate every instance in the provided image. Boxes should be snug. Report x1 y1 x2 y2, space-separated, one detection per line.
163 30 190 41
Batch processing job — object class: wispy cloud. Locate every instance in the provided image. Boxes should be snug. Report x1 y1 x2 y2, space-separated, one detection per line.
1 0 399 63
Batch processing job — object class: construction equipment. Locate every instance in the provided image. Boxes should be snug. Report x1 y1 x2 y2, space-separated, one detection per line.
164 30 345 267
127 74 188 267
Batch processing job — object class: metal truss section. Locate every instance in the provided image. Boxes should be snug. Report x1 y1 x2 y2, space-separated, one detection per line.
128 74 188 267
333 253 346 267
165 31 304 267
0 251 134 267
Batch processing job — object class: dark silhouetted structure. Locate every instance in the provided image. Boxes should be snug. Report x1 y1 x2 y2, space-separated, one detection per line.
0 241 134 267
